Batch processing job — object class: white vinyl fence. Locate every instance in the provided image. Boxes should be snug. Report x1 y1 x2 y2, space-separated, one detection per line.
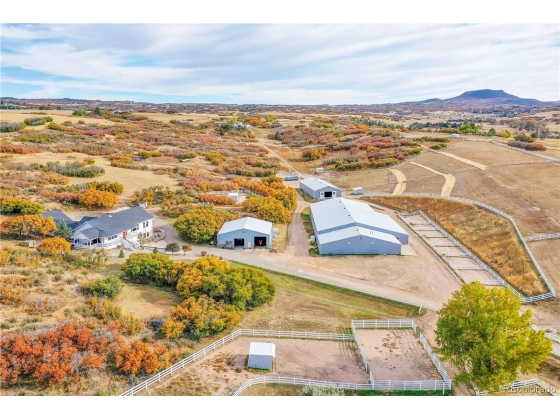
351 319 452 392
525 233 560 242
120 328 354 396
365 192 555 302
476 377 558 396
233 376 373 396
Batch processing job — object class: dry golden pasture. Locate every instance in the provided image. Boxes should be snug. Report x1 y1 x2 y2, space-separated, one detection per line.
9 152 182 201
368 196 548 296
0 110 116 130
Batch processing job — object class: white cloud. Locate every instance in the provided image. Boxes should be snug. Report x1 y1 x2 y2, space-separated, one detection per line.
1 24 558 103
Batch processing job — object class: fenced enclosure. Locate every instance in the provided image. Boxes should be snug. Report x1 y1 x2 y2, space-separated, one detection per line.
351 319 452 393
120 320 451 396
364 192 555 301
397 208 554 303
120 328 354 396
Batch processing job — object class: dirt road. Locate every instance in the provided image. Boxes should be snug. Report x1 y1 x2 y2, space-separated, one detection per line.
286 192 311 256
389 168 407 195
420 144 488 170
410 162 456 196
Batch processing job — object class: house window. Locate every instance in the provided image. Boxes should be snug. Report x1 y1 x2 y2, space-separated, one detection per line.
132 227 138 232
142 221 149 228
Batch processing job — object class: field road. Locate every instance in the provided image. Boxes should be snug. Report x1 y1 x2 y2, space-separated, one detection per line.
410 162 456 196
388 169 406 195
420 144 488 170
286 193 311 257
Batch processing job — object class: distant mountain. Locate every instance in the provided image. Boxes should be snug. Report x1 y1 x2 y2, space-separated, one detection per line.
441 89 542 106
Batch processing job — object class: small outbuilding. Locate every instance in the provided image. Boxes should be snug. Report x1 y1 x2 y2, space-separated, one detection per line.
299 177 342 200
217 217 273 249
247 342 275 370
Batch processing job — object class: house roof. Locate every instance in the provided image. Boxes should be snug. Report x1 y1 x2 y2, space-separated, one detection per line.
300 177 339 192
42 210 73 222
249 342 276 357
317 226 401 245
74 206 153 239
310 198 407 237
218 217 272 236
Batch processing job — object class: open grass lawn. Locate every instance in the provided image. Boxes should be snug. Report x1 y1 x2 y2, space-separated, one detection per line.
233 262 422 332
116 282 181 319
300 207 314 236
368 196 547 296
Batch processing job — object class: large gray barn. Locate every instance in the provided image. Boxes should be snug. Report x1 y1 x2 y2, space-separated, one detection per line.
299 177 342 200
247 342 275 370
309 198 409 255
217 217 272 249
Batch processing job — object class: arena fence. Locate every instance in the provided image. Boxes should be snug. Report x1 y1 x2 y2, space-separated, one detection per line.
365 192 555 301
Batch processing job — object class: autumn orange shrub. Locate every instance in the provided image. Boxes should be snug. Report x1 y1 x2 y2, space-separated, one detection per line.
0 284 28 306
199 193 235 205
78 189 119 209
0 247 41 268
0 215 57 238
0 322 120 385
115 340 169 376
37 237 71 256
89 296 122 321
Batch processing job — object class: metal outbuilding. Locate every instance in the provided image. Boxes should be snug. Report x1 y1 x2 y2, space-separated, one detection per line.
247 342 275 370
309 198 409 255
217 217 273 249
299 177 342 200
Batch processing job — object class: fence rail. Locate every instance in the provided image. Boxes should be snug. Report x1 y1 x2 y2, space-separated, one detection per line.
120 328 353 396
365 192 555 301
351 319 452 387
525 233 560 242
476 377 557 396
233 376 373 396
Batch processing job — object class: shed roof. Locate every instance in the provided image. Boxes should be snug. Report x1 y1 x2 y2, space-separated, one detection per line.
218 217 272 236
317 226 401 245
249 342 276 357
300 177 339 192
310 198 407 237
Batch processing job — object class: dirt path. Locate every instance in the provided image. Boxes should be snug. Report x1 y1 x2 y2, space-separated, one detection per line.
420 144 488 170
286 192 311 256
410 162 456 196
388 168 406 195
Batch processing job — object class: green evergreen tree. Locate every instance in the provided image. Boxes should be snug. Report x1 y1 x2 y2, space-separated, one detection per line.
56 219 73 240
119 249 125 258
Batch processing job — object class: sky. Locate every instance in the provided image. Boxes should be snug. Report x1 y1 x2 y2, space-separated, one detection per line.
1 24 559 104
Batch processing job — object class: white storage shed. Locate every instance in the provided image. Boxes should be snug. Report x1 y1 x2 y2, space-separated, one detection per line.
247 342 276 370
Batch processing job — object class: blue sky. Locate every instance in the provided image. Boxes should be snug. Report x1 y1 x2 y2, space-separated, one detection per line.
1 24 558 104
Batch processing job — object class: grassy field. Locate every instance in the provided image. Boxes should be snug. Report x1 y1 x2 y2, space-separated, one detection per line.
368 196 547 296
9 152 182 201
233 262 422 332
116 282 181 319
300 207 314 236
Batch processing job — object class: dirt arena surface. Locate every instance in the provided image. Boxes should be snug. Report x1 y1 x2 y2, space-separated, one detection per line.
356 329 441 380
146 337 369 396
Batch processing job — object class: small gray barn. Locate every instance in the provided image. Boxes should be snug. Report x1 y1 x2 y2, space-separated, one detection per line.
299 177 342 200
247 342 275 370
217 217 273 249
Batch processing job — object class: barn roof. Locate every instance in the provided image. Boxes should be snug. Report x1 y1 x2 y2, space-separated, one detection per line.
310 198 407 237
218 217 272 236
300 177 339 192
317 226 401 245
249 342 276 357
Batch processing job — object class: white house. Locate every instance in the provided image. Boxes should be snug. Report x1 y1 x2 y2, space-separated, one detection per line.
44 206 154 250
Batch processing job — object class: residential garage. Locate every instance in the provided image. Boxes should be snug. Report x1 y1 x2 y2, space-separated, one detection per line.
247 342 275 370
217 217 273 249
299 177 342 200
